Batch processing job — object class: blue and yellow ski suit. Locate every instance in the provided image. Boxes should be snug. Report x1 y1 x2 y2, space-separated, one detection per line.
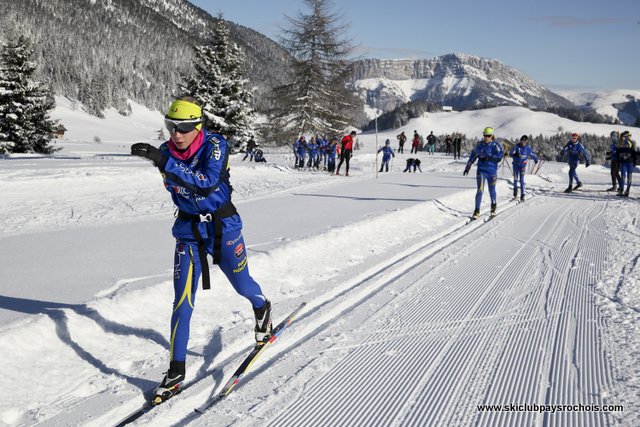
466 139 504 210
561 139 591 188
158 130 268 363
509 143 539 197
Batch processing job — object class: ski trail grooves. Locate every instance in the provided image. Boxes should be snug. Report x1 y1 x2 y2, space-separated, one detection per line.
265 197 617 427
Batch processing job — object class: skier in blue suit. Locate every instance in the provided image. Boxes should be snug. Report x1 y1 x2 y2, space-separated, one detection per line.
509 135 539 201
560 132 591 193
378 139 395 172
464 127 504 218
294 135 307 169
131 96 272 404
307 137 319 169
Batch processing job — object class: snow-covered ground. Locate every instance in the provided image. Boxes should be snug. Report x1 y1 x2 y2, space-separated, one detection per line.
1 102 639 426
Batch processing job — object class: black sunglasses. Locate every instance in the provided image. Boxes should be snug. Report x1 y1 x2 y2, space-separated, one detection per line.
164 117 201 134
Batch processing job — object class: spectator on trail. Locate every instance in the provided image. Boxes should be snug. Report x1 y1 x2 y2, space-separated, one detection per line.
336 130 356 176
411 131 420 154
403 158 422 173
327 137 338 173
397 131 407 153
378 139 395 172
509 135 539 202
444 135 452 156
607 131 622 192
463 127 503 218
453 133 462 160
130 96 272 405
242 136 257 161
616 130 637 197
560 132 590 193
426 131 436 155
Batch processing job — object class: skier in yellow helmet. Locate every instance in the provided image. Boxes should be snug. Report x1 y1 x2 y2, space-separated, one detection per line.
130 96 272 405
463 127 504 219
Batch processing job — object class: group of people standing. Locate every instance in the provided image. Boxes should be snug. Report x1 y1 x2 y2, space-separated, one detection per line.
607 130 637 197
397 130 463 159
292 131 357 175
558 130 636 197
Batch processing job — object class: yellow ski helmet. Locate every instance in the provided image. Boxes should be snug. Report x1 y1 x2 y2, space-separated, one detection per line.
483 127 494 136
166 98 203 131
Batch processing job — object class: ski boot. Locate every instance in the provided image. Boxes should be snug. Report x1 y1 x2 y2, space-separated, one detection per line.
624 189 630 197
254 300 273 343
490 203 497 217
520 195 525 202
564 186 572 194
573 182 582 190
513 188 518 200
152 361 185 405
606 186 617 192
617 189 624 197
471 208 480 220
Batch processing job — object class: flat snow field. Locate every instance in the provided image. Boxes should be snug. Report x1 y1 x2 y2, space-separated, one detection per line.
1 136 638 427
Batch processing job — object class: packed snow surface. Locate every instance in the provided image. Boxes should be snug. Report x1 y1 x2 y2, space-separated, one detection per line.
1 100 638 426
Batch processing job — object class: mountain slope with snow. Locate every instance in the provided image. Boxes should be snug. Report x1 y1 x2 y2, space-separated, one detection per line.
350 54 575 117
557 89 640 126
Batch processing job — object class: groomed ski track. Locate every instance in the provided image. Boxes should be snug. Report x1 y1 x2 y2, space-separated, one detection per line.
14 165 626 427
192 194 618 427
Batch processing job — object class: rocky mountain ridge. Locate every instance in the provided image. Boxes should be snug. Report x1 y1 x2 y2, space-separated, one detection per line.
349 53 575 115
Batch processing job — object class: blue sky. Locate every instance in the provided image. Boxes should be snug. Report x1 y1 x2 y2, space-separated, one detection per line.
190 0 639 91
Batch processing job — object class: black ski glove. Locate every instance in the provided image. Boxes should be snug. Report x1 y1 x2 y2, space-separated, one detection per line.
511 152 520 158
131 143 167 169
585 161 590 168
463 167 470 176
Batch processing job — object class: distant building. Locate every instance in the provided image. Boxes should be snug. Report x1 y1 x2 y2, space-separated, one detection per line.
442 106 453 112
53 124 67 139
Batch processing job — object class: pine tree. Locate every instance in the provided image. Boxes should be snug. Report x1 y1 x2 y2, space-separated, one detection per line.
0 35 58 154
181 15 255 143
268 0 359 140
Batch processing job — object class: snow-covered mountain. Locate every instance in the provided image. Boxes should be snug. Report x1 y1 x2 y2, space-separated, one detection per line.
350 53 575 117
0 0 294 114
557 89 640 126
